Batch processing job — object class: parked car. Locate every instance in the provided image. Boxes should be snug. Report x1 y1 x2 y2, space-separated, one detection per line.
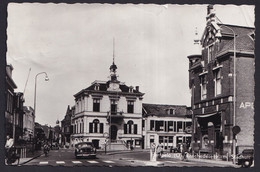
51 143 59 150
237 149 254 168
74 142 96 159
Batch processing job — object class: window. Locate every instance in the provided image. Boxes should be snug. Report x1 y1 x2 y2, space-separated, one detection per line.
168 121 173 131
89 119 103 133
159 136 163 143
94 83 100 90
200 75 207 100
169 109 175 115
93 99 100 112
215 69 221 96
177 121 183 132
150 120 154 131
111 100 117 114
208 45 214 62
127 101 134 113
124 120 137 134
155 121 164 131
142 120 145 131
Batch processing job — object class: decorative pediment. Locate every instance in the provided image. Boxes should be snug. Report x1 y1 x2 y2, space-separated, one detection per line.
201 23 220 48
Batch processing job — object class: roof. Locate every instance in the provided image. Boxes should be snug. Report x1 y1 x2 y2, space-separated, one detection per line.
74 80 143 97
217 24 254 55
142 103 191 117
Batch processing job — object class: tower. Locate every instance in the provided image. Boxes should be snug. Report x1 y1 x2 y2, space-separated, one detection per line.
107 38 122 92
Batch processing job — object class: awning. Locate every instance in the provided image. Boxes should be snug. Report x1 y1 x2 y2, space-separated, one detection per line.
196 112 218 118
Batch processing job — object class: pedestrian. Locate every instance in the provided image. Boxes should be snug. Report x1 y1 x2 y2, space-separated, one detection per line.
181 143 188 161
157 143 163 158
5 135 14 158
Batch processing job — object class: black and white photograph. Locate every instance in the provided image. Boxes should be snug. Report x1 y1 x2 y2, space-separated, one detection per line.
4 3 255 168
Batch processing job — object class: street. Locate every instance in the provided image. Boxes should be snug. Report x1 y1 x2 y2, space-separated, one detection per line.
23 148 236 167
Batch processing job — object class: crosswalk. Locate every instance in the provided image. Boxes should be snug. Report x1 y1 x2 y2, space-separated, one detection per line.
38 160 116 165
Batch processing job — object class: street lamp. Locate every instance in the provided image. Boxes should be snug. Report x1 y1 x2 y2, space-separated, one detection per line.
218 25 236 164
33 72 49 119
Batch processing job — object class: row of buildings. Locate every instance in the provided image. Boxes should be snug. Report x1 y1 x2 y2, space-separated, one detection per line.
5 64 61 150
60 64 192 150
5 64 35 145
61 5 254 156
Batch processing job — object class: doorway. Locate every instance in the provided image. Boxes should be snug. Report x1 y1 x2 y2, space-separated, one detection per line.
92 139 100 149
110 125 118 141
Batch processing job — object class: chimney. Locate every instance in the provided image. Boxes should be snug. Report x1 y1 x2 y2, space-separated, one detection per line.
136 86 139 92
6 64 14 77
207 4 214 15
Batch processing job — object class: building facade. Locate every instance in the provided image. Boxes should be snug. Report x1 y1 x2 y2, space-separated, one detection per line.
142 104 192 150
188 5 254 155
71 60 144 149
23 106 35 141
5 64 17 138
61 105 74 147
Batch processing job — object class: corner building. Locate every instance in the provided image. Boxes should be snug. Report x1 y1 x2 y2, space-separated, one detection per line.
71 61 144 150
188 5 254 155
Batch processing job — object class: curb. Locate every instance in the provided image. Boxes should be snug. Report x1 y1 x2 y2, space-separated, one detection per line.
102 150 148 155
19 153 45 165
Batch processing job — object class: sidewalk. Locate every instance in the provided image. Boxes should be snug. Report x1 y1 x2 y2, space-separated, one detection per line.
18 150 44 165
162 153 238 167
97 148 149 155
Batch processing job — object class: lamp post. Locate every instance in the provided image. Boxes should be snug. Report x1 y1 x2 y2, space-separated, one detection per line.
219 25 236 164
33 72 49 120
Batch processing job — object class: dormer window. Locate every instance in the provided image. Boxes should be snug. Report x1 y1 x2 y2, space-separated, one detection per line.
167 108 175 115
94 83 100 91
129 86 133 93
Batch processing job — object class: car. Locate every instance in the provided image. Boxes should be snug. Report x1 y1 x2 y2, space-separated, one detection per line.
237 149 254 168
74 142 96 159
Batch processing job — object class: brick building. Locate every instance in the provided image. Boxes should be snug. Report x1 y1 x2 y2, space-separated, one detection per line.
142 104 192 150
188 5 254 155
61 105 74 147
71 60 144 150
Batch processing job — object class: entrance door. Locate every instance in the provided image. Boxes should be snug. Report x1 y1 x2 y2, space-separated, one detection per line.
110 125 118 141
92 139 99 149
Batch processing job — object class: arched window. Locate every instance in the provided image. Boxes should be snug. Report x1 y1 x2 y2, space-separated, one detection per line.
124 120 137 134
89 119 103 133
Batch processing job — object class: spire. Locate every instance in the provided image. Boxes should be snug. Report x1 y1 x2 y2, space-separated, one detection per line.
109 38 118 82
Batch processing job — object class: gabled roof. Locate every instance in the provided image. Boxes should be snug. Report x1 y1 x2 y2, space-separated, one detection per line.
142 103 190 118
217 24 254 55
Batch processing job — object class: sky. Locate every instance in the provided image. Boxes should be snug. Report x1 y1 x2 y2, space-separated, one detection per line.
6 3 254 127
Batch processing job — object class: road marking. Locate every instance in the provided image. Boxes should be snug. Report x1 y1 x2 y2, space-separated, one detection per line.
165 161 178 164
87 160 99 164
39 161 48 165
56 161 65 164
72 161 82 164
103 160 115 163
